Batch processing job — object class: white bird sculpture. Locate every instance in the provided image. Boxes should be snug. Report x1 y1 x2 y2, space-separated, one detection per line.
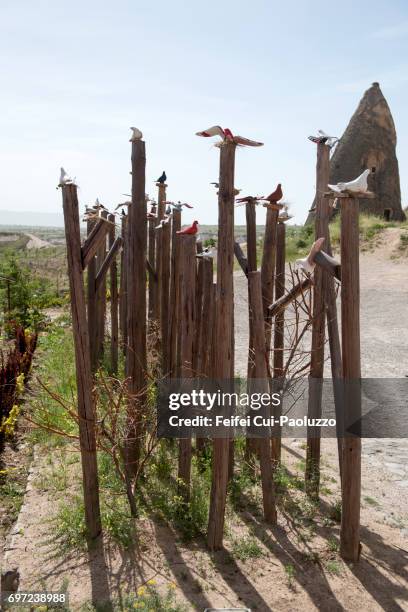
196 246 217 259
155 217 170 230
59 167 74 186
295 237 325 275
129 127 143 141
169 201 194 211
328 169 370 194
196 125 263 147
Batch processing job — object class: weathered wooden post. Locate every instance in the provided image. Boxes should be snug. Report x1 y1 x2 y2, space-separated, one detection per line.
169 209 181 376
87 214 98 372
196 255 214 453
193 241 204 374
261 206 279 356
154 182 167 323
125 135 147 474
199 258 215 377
160 219 171 373
245 198 258 461
248 271 277 523
177 234 196 498
271 219 286 465
61 183 102 539
340 193 362 562
95 209 108 364
207 140 236 550
108 213 119 374
148 202 157 330
305 142 330 497
119 212 128 353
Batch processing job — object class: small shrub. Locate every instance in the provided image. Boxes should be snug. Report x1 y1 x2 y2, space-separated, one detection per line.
232 535 263 561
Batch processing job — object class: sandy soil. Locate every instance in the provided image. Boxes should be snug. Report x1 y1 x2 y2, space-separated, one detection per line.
1 231 408 611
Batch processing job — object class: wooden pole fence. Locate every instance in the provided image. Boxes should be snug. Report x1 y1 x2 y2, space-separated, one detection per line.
207 140 236 551
125 138 147 475
305 142 330 497
248 271 277 523
177 234 196 499
61 184 102 540
340 195 362 562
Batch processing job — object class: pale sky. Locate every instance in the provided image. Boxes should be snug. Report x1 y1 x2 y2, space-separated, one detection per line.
0 0 407 225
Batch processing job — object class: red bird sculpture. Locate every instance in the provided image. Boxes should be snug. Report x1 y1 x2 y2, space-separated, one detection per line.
177 220 199 235
261 183 283 203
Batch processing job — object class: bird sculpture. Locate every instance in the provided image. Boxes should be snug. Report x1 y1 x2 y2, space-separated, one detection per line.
147 212 157 219
196 246 217 259
155 217 170 230
59 167 74 186
308 129 338 147
115 200 132 210
169 201 194 211
278 206 293 222
260 184 283 204
196 125 263 147
177 220 199 235
295 237 325 275
156 171 167 184
165 205 172 215
328 169 370 194
210 182 219 188
129 127 143 141
235 195 263 207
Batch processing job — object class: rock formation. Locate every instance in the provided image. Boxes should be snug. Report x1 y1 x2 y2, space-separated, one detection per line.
307 82 405 223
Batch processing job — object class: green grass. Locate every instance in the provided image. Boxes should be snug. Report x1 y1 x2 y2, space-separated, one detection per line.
231 535 263 561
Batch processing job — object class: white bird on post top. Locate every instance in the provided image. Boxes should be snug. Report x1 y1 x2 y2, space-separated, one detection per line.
196 125 263 147
59 167 74 186
328 169 370 194
129 127 143 141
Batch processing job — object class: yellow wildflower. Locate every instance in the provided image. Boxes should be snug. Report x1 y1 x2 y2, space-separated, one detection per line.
168 582 177 590
147 579 156 586
137 586 146 596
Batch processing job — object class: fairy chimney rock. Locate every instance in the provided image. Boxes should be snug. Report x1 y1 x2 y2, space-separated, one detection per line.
307 82 405 222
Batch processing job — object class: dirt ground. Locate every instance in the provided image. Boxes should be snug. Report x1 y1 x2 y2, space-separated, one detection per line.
1 229 408 611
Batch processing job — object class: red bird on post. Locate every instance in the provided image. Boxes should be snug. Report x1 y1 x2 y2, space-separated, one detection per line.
261 183 283 204
177 220 199 235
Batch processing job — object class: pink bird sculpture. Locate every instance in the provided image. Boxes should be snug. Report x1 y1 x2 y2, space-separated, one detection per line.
196 125 263 147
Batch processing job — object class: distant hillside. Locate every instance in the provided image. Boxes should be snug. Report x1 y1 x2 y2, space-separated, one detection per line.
0 210 63 227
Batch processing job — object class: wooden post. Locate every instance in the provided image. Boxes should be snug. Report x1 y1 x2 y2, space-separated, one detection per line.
148 203 157 329
196 256 214 454
261 207 279 356
125 138 147 474
248 271 277 523
95 210 108 365
169 209 181 376
61 184 102 539
271 220 286 465
193 241 204 374
154 183 167 323
119 213 128 354
340 196 361 562
87 215 98 372
245 199 258 461
160 220 171 374
305 142 330 497
108 213 119 374
207 141 236 550
177 234 196 499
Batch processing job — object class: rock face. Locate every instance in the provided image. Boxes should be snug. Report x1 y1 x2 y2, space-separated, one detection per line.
307 83 405 223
